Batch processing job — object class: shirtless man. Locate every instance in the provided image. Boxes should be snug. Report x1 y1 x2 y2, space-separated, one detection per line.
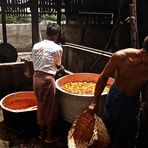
91 36 148 148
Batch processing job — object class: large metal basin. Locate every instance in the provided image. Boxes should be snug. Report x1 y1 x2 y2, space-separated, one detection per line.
0 91 37 131
56 73 114 123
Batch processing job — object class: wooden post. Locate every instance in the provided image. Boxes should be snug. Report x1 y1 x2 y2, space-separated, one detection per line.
56 0 62 43
57 0 62 26
30 0 39 46
129 0 139 48
1 0 7 44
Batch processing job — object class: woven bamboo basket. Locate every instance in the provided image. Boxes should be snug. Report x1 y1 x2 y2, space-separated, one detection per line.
68 108 110 148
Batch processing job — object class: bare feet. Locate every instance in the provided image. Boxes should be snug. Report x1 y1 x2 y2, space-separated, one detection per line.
39 126 47 140
45 128 60 143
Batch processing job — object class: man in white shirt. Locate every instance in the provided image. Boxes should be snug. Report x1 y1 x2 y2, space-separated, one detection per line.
32 23 63 143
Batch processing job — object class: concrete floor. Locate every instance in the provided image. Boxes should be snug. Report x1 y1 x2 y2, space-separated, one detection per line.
0 107 71 148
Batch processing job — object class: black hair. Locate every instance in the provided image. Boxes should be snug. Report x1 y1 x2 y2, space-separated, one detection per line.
143 36 148 52
46 23 61 37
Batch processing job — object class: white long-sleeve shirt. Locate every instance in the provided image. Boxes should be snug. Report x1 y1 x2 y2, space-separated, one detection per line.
32 40 63 75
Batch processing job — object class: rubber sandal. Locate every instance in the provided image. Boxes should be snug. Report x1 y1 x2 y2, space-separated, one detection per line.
39 135 44 140
39 132 46 140
45 137 60 144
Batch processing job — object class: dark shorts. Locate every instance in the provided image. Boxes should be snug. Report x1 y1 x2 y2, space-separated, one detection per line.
103 84 140 148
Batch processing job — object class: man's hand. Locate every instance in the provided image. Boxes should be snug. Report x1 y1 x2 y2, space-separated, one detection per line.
55 65 66 79
57 65 65 74
88 103 97 115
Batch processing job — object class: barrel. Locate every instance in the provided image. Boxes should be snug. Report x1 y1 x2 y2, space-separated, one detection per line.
56 73 114 123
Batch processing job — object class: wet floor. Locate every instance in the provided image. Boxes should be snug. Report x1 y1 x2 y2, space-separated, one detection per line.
0 107 72 148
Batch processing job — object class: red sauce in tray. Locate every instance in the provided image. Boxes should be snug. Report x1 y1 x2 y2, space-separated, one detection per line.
2 92 37 110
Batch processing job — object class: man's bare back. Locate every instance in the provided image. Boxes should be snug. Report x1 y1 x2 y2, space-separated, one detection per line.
113 48 148 96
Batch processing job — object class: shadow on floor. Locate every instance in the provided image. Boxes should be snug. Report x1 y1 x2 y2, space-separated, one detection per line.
0 119 72 148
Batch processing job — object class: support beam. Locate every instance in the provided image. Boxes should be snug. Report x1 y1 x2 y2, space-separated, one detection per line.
57 0 62 26
1 0 7 44
30 0 39 46
129 0 139 48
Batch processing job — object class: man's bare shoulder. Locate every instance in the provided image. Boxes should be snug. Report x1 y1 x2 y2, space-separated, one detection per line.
119 48 139 54
112 49 127 59
107 50 126 67
113 48 139 58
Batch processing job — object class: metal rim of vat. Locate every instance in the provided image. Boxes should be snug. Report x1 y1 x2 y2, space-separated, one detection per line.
55 73 113 97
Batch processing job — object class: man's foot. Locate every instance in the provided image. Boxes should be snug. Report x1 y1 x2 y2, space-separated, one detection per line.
39 126 47 140
39 134 45 140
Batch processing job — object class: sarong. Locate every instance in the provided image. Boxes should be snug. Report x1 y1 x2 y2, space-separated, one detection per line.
33 71 59 128
103 84 140 148
136 84 148 148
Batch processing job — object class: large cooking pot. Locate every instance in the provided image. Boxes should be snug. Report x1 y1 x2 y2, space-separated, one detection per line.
0 91 37 131
56 73 114 123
